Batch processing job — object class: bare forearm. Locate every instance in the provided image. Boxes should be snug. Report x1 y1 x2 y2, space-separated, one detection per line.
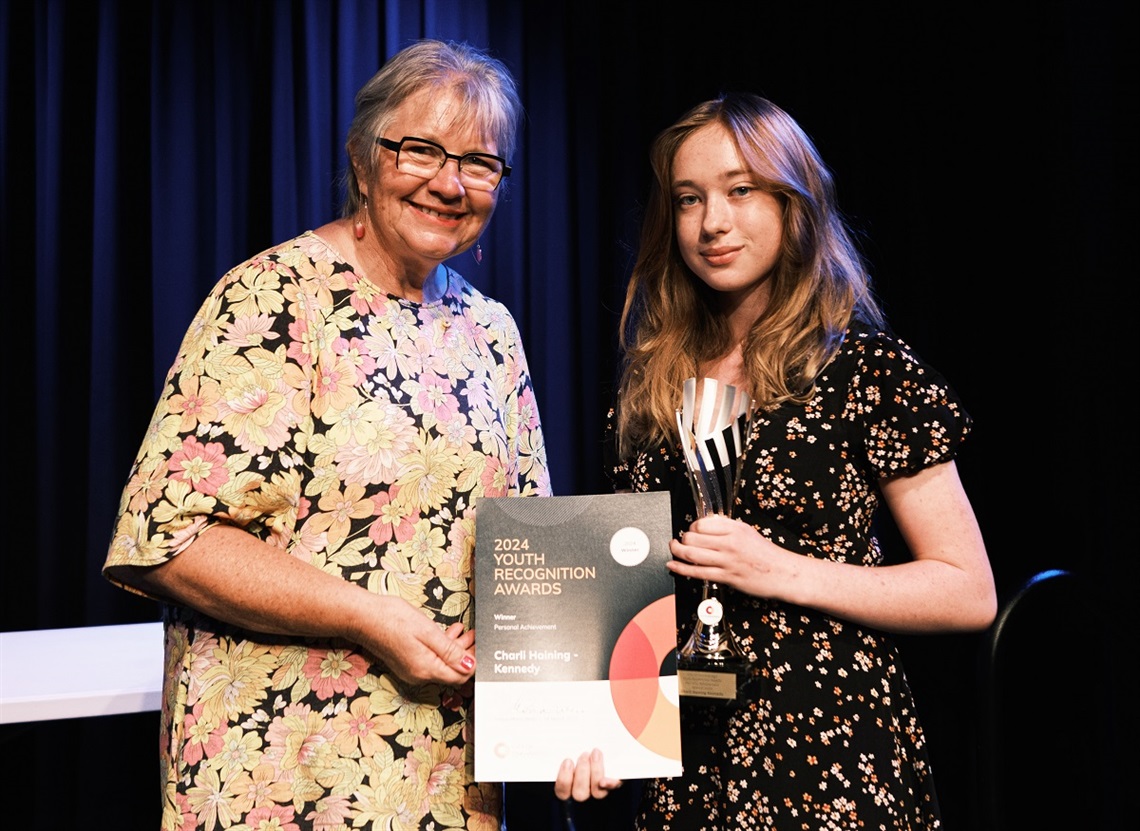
774 553 995 634
109 524 372 642
110 524 478 688
669 463 996 635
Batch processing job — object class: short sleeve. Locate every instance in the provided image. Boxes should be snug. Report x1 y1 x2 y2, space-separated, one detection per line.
102 255 308 594
848 332 973 478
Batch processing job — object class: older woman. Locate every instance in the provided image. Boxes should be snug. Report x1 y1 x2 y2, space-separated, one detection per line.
104 39 549 829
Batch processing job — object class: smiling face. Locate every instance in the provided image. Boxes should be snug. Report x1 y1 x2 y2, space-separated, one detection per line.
358 87 501 283
671 122 783 315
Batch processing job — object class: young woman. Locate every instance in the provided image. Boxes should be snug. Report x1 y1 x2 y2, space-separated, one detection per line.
556 92 996 830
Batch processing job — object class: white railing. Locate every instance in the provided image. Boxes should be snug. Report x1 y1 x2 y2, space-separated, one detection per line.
0 621 163 723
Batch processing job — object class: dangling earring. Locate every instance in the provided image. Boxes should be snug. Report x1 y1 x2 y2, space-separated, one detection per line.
474 242 483 265
354 195 368 240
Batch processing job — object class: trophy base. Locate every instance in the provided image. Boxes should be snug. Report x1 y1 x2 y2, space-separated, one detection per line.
677 581 754 701
677 657 753 701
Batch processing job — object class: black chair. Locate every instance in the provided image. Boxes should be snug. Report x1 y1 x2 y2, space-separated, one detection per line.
976 568 1125 831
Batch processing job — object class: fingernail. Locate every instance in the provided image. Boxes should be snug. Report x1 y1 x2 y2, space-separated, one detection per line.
461 655 475 671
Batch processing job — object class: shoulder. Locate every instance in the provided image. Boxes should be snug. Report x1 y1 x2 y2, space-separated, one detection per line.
837 323 936 378
443 266 490 304
444 267 520 326
823 322 969 415
837 321 972 427
840 321 904 356
219 231 336 283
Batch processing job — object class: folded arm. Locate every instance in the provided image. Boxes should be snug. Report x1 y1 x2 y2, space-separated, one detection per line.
668 460 997 634
106 523 477 686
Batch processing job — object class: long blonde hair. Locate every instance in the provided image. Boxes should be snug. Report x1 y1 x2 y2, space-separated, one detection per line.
615 92 884 457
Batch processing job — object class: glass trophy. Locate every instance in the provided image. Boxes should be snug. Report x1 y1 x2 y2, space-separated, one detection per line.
674 377 757 702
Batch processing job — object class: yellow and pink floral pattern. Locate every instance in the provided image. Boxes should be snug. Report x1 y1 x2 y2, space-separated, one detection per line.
105 231 550 830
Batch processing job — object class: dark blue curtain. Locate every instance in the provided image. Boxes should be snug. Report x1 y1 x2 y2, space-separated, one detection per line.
6 3 636 825
7 0 620 633
3 1 1133 828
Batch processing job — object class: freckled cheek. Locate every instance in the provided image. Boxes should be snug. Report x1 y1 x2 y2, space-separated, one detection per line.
673 221 703 266
677 251 706 279
674 216 700 246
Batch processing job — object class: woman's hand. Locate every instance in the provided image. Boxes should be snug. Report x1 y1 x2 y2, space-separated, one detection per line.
553 748 623 801
667 513 786 598
357 603 478 687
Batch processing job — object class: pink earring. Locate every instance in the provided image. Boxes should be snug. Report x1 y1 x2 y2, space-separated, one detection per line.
474 242 483 265
354 196 367 240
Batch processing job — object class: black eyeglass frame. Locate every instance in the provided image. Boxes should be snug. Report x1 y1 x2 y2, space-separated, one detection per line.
376 136 512 188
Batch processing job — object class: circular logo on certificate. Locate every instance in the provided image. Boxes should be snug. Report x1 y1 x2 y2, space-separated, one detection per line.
610 526 651 566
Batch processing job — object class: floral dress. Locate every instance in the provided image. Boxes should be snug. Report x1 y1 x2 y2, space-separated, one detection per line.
104 231 550 831
606 325 970 831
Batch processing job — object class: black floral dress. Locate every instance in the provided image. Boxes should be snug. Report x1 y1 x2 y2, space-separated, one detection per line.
606 325 970 830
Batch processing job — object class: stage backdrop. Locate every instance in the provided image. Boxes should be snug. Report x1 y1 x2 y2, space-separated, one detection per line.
3 1 1133 829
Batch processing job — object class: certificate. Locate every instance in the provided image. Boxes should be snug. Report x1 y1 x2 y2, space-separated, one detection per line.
473 492 682 782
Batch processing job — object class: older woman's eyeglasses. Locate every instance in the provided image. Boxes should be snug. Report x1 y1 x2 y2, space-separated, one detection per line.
377 136 511 192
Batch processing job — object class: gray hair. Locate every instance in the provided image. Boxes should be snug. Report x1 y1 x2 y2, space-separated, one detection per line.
341 39 522 216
